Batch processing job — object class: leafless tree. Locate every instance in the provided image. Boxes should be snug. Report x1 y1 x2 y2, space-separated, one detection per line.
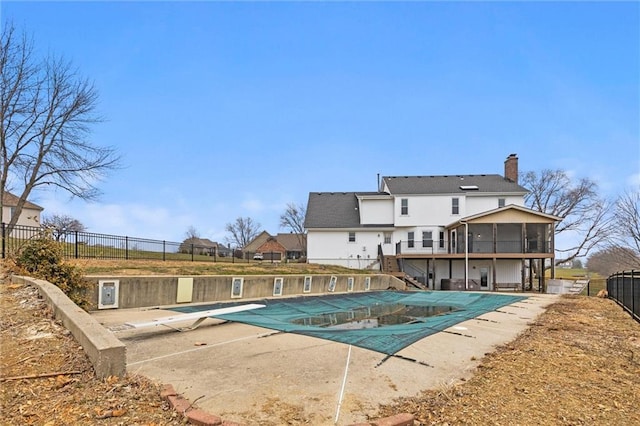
611 190 640 255
279 202 307 255
184 225 201 240
522 169 614 265
1 22 120 233
587 246 640 277
42 213 86 241
225 217 261 250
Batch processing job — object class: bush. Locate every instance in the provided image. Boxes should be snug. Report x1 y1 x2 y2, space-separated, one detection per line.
13 233 92 310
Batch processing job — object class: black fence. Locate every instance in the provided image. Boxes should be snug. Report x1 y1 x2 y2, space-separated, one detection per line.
1 222 240 263
607 270 639 323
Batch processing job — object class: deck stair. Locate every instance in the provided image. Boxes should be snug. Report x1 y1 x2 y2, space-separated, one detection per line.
381 254 427 290
568 279 589 294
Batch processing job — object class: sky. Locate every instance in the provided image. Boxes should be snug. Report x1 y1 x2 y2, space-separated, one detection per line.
2 1 639 246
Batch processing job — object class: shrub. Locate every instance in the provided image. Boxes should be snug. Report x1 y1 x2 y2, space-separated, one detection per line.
13 233 92 310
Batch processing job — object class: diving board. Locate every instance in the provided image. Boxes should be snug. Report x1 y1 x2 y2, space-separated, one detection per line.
124 303 266 332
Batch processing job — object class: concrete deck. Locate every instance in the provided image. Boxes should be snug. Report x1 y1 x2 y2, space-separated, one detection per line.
91 293 558 425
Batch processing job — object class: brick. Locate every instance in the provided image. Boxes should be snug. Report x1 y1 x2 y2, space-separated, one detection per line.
160 384 177 399
167 394 191 414
186 409 222 426
371 413 415 426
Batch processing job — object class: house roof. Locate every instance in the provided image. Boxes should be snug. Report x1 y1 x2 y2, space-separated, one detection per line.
2 192 44 211
243 231 272 251
381 174 528 195
446 204 563 229
275 233 306 251
305 192 394 229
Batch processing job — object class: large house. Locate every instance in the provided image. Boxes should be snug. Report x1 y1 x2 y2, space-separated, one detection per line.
304 154 561 291
1 192 44 226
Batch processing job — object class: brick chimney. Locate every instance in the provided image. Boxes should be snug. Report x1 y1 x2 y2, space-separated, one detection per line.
504 154 518 183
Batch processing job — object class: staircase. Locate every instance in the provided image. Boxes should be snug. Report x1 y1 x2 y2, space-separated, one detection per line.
381 255 427 290
568 279 590 294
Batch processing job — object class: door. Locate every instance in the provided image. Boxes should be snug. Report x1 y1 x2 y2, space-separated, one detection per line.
480 267 489 290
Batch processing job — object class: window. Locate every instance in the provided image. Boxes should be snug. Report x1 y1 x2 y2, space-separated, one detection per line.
383 232 392 244
439 231 445 248
452 197 459 215
407 231 415 248
348 232 356 243
401 198 408 215
422 231 433 248
498 198 506 208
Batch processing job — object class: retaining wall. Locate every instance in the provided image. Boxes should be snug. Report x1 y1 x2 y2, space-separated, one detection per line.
86 273 403 310
11 275 126 379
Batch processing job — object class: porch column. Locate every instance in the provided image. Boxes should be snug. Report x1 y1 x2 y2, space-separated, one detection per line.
492 223 497 253
550 222 556 279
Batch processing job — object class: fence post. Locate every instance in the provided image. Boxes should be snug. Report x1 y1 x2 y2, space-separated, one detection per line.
125 236 129 260
75 231 79 259
633 270 637 320
191 244 194 262
163 241 166 261
1 222 5 259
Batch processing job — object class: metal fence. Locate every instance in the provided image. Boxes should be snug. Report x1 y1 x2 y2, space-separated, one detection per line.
1 222 238 263
607 270 639 323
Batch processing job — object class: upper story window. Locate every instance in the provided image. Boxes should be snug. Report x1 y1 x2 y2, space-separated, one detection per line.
348 232 356 243
439 231 445 248
452 197 459 215
407 231 414 248
400 198 408 215
498 198 506 208
422 231 433 248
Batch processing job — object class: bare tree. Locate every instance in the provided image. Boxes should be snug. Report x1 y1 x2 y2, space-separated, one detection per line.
42 213 86 241
184 225 201 240
587 246 640 276
225 217 261 249
279 202 307 255
612 190 640 255
522 169 614 265
1 22 120 233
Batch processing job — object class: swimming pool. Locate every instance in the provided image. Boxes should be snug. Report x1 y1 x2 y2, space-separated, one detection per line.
171 290 527 355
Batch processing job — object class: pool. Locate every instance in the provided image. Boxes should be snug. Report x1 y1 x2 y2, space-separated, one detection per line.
171 290 527 355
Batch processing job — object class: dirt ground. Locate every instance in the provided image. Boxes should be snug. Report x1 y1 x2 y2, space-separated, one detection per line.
1 275 640 425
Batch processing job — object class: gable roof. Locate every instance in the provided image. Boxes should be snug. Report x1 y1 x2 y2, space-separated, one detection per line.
446 204 562 229
381 174 528 195
305 192 393 229
275 233 306 251
2 192 44 211
243 230 272 251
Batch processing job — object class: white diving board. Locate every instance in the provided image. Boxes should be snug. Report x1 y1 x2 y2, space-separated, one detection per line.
124 303 266 332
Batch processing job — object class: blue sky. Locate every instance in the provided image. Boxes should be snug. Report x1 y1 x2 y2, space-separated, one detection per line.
3 1 639 245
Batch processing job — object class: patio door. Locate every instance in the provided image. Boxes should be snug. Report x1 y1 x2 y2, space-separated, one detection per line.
480 267 490 290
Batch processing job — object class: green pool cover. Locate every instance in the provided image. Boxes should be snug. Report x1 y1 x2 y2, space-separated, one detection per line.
171 291 527 355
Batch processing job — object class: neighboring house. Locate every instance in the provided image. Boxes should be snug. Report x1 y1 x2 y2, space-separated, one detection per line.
179 237 223 256
244 231 307 260
304 154 561 291
242 231 272 257
1 192 44 227
255 237 287 261
275 233 307 260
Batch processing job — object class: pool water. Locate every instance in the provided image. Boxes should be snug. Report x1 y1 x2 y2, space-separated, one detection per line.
292 304 460 329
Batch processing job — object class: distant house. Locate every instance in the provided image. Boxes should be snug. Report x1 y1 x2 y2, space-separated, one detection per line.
304 154 562 291
179 237 224 256
242 231 272 258
255 237 287 261
275 233 307 260
244 231 307 261
1 192 44 227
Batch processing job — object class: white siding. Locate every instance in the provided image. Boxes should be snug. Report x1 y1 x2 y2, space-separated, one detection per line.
307 230 382 269
359 198 394 225
466 195 524 214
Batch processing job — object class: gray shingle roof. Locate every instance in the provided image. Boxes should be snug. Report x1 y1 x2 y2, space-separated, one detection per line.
381 174 528 195
305 192 362 229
